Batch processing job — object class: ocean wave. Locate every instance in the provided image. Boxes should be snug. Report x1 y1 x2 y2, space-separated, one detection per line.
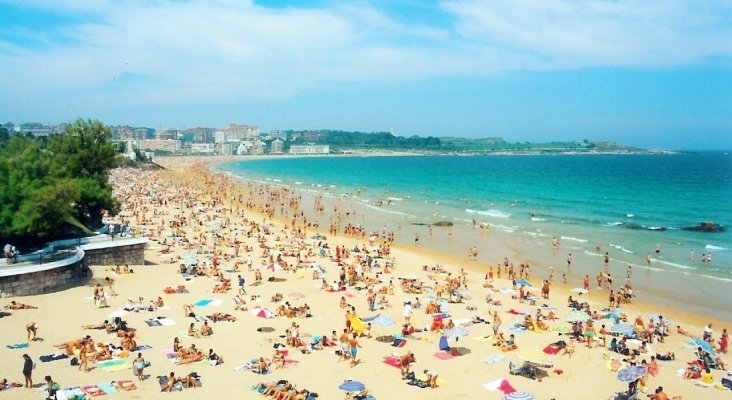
697 273 732 283
466 208 511 219
584 251 602 257
626 213 635 218
609 244 634 254
489 223 516 233
387 197 403 201
531 217 546 222
651 259 693 270
705 244 728 251
363 203 408 216
561 236 589 243
607 222 624 227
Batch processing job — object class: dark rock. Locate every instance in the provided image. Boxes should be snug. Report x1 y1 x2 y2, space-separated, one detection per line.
433 221 454 227
682 222 725 233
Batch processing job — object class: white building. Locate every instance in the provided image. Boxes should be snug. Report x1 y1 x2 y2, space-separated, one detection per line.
190 143 215 154
289 144 330 155
270 139 284 154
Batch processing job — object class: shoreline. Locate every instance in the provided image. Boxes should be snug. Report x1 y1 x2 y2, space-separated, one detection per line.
209 156 732 322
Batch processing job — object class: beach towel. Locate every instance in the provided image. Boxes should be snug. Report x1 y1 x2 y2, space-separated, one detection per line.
433 351 454 360
6 342 29 349
391 339 407 347
482 355 506 364
59 386 87 400
326 288 346 293
158 318 176 326
473 335 491 342
483 379 504 391
97 359 130 372
499 379 516 394
349 315 366 336
158 376 182 392
543 345 562 355
133 344 152 351
382 356 401 369
195 299 212 307
97 383 118 394
40 353 69 362
209 299 223 307
82 385 105 397
145 319 162 327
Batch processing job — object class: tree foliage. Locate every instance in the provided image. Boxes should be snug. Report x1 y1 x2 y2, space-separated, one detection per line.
0 119 120 244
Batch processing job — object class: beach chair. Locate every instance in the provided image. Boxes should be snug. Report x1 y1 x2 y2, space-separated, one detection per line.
509 361 522 375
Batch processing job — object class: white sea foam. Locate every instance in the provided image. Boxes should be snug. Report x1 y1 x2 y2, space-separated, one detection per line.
531 217 546 222
294 181 302 185
363 203 407 216
465 208 511 219
705 244 728 251
607 222 624 227
652 259 693 270
609 244 634 254
387 197 403 201
561 236 589 243
626 213 635 218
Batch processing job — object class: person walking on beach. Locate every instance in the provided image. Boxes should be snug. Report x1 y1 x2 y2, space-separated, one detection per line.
349 333 362 367
22 354 33 388
133 353 146 380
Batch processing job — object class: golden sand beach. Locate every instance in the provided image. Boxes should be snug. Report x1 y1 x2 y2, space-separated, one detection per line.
0 156 728 400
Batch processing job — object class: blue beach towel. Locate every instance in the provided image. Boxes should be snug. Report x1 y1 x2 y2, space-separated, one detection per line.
98 382 118 394
6 343 29 349
195 299 212 307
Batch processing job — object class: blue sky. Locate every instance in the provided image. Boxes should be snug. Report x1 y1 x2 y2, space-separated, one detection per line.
1 0 731 149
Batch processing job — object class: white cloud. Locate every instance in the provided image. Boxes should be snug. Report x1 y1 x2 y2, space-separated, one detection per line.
0 0 730 118
441 0 732 68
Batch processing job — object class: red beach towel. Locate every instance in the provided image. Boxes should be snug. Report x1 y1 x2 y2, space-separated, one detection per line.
543 345 561 355
499 379 516 394
382 356 401 369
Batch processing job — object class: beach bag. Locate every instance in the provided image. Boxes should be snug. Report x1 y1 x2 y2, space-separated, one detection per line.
70 357 79 366
405 371 415 381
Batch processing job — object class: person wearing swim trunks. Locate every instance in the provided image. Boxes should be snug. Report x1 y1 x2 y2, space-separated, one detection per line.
349 333 361 367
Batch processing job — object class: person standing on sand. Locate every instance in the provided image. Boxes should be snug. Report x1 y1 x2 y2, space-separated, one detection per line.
26 322 38 341
349 333 362 367
22 354 33 388
492 311 501 336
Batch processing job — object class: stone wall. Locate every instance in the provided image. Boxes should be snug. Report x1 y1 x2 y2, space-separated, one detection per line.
0 260 85 298
83 243 146 266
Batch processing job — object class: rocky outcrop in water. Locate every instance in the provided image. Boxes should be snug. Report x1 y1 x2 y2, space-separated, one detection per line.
682 222 725 233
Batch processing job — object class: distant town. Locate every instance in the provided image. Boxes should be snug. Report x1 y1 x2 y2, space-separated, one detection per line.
1 121 653 157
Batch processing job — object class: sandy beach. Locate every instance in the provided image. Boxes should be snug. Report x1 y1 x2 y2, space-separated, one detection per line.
0 156 728 400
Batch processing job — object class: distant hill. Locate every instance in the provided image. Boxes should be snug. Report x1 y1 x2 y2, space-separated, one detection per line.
284 129 643 153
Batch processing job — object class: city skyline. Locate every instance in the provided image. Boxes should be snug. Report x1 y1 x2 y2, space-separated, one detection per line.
1 0 731 150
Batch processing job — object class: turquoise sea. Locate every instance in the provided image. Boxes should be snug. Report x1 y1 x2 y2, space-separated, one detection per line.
217 152 732 317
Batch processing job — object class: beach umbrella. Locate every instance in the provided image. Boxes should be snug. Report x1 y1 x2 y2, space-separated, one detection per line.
265 263 283 272
503 392 535 400
616 365 647 382
565 310 590 322
550 323 572 334
251 307 274 319
371 314 396 328
288 292 306 299
338 380 365 393
403 272 420 280
517 347 551 365
515 279 532 287
609 324 634 337
648 314 671 326
444 327 470 339
183 252 198 266
689 338 715 354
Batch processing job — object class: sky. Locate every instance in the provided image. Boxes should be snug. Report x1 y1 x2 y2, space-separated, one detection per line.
1 0 731 149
